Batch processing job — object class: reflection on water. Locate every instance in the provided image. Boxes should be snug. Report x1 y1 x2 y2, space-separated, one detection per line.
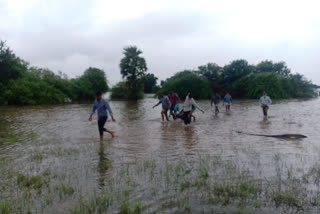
0 97 320 213
97 141 111 188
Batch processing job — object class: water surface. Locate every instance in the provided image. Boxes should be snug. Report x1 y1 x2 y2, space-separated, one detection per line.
0 97 320 213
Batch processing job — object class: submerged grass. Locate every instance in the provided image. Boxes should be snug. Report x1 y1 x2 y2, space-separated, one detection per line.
3 147 320 213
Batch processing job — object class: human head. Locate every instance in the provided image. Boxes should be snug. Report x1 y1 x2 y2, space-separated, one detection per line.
95 91 102 100
263 91 267 96
188 93 193 99
169 91 173 95
159 94 164 99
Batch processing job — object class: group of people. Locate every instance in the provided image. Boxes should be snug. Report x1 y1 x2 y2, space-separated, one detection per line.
210 92 233 114
152 91 204 124
89 91 272 140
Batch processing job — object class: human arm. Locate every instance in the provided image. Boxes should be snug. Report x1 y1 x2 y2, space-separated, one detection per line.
89 102 97 121
192 99 204 113
105 100 116 122
153 100 161 108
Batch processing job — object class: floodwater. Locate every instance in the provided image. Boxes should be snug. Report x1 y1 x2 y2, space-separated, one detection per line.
1 95 320 213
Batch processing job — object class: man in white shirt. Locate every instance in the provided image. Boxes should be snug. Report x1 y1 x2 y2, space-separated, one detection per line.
259 91 272 117
182 93 204 124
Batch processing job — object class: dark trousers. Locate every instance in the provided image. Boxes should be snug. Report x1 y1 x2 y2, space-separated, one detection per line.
262 105 269 116
183 111 191 125
98 116 108 136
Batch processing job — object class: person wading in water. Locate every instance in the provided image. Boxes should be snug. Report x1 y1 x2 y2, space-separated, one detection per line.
168 91 180 119
89 92 116 140
259 91 272 118
182 93 204 124
211 92 221 115
153 94 171 121
223 92 232 113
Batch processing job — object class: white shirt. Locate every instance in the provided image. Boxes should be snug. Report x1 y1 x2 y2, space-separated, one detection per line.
183 96 202 112
259 95 272 106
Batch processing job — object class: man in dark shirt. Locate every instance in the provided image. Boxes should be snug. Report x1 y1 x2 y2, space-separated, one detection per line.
89 92 116 140
211 93 221 114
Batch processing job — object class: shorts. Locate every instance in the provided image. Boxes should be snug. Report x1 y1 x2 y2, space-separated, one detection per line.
170 103 177 111
98 116 108 136
162 108 169 113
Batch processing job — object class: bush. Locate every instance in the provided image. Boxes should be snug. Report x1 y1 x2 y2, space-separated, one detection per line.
72 67 109 101
110 81 144 100
231 72 293 99
158 71 211 99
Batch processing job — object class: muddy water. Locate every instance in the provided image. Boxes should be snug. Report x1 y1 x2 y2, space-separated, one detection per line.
0 96 320 213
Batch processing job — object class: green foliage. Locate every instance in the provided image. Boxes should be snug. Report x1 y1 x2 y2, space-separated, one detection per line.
142 73 158 93
110 81 144 100
0 40 109 105
256 60 291 76
221 59 254 87
289 73 316 98
232 72 293 99
158 70 211 99
0 41 28 84
193 59 316 99
119 46 147 100
72 67 109 101
17 173 50 190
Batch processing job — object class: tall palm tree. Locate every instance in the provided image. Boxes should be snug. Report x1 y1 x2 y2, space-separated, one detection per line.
120 46 147 99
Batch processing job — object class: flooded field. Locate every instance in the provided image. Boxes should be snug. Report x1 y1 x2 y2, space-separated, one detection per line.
1 96 320 213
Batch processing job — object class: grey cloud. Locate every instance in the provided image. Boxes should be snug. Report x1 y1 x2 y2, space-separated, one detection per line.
1 1 320 85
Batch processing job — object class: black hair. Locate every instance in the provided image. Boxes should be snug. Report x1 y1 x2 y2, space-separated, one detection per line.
188 93 193 98
96 91 102 96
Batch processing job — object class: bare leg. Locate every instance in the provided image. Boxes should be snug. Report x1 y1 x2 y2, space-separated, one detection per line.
104 129 115 138
100 135 103 141
164 111 169 121
161 111 164 121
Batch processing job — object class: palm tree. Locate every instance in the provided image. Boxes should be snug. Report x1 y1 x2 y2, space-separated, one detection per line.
120 46 147 99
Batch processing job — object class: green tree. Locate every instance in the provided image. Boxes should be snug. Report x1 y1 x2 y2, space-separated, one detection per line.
195 63 223 92
232 72 293 99
158 70 211 99
256 60 291 76
73 67 109 101
143 73 158 93
0 40 28 84
221 59 254 87
289 74 316 98
119 46 147 99
110 82 128 99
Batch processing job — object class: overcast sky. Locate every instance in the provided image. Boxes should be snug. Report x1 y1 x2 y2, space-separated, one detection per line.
1 0 320 85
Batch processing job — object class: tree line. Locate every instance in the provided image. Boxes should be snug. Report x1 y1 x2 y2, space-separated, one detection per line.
157 60 317 99
0 41 317 105
0 41 108 105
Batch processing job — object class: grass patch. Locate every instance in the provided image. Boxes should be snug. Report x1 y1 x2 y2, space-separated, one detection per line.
29 151 44 162
17 172 50 192
0 201 9 214
57 183 75 199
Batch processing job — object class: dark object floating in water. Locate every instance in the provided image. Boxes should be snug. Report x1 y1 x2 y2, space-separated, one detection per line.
236 131 307 139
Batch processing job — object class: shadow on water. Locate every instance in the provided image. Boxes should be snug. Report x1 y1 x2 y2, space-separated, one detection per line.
97 141 111 188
